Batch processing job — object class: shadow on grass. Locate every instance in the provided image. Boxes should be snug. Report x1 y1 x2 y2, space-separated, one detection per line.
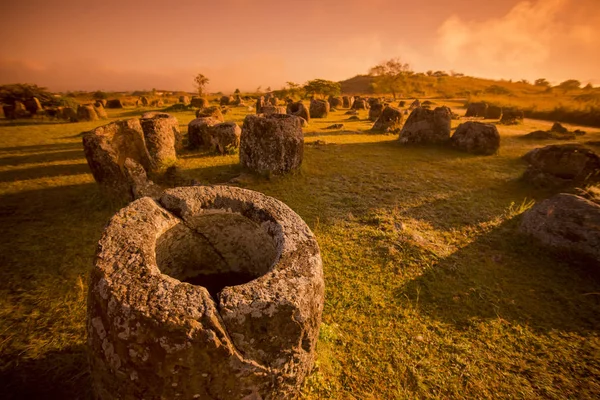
0 345 92 400
304 130 369 138
395 177 548 231
0 142 81 154
0 119 68 128
0 149 85 167
0 183 117 400
0 163 90 183
397 218 600 334
182 163 243 185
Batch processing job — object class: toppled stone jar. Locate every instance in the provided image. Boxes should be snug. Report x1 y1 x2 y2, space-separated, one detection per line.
87 185 324 400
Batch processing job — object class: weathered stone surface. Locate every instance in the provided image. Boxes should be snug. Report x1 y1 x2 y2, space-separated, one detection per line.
94 104 108 119
342 96 354 109
13 101 31 118
261 105 286 116
520 193 600 265
139 113 181 170
352 98 368 110
240 114 304 174
328 96 343 109
2 105 15 119
209 122 242 154
220 95 234 106
450 121 500 155
368 98 381 108
309 99 330 118
399 106 452 145
372 106 403 133
195 106 224 122
179 95 190 104
551 122 569 134
231 95 243 106
61 107 78 122
286 101 310 123
77 104 99 121
98 99 107 107
256 96 265 114
325 124 344 130
398 100 406 108
187 117 220 150
499 108 524 125
191 97 209 108
140 96 149 106
88 185 324 400
522 144 600 187
485 105 502 119
465 102 487 118
106 99 124 109
408 99 420 110
82 119 152 199
368 103 384 122
24 97 43 114
123 158 162 199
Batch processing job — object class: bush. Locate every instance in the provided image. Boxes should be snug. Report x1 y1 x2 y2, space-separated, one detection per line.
485 85 513 95
93 91 107 100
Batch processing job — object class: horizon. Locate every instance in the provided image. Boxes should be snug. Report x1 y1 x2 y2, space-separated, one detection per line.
1 0 598 93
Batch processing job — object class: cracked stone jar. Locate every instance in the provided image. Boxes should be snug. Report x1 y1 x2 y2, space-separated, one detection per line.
87 186 324 400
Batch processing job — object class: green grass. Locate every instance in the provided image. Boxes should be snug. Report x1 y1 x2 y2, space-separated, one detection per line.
1 104 600 399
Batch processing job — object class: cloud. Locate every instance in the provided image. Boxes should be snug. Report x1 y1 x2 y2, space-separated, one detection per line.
435 0 600 83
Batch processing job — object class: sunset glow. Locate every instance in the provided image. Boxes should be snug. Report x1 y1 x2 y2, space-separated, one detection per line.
1 0 598 92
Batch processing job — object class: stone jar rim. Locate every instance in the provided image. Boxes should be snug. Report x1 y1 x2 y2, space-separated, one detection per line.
92 185 321 325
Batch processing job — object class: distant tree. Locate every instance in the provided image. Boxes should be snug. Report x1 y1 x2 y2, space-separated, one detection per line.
256 86 262 93
432 71 448 78
303 79 341 98
276 82 303 99
450 70 465 77
193 73 210 96
557 79 581 92
534 78 550 87
266 86 272 93
518 79 530 85
234 88 240 94
369 58 413 99
93 90 107 100
583 83 594 90
426 70 434 77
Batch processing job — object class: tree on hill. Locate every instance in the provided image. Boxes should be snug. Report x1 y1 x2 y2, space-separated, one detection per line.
557 79 581 92
534 78 550 87
303 79 341 98
234 88 240 94
193 73 210 96
0 83 54 104
369 58 413 99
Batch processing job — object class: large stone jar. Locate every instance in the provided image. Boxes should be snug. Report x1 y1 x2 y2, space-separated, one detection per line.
87 185 324 400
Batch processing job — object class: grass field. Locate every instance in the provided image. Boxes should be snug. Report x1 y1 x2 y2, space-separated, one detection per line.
1 103 600 399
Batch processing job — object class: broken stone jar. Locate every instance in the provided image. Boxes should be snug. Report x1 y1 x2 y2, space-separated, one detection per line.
87 185 324 400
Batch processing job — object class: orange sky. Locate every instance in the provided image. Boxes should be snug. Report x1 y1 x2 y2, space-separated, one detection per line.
0 0 598 93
